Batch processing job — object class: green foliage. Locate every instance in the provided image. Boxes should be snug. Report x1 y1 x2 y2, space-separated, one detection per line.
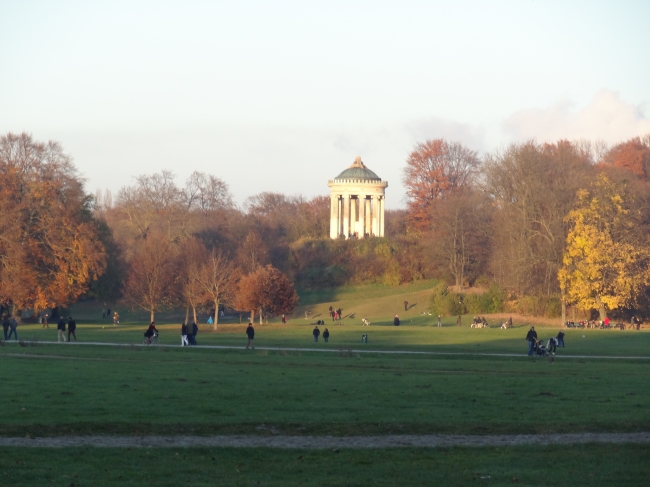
432 285 505 315
507 295 562 318
429 283 463 315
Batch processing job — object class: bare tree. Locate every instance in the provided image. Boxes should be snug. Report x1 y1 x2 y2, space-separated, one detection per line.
197 250 238 330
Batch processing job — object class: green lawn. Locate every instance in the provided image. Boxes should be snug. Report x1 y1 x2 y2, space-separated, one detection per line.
3 283 649 486
2 444 649 486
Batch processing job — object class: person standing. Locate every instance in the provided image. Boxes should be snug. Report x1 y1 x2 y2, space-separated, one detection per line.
393 315 400 326
282 314 286 324
181 323 189 346
42 313 49 329
2 316 10 340
323 328 330 342
404 300 409 311
604 316 610 328
526 327 538 356
437 315 442 327
67 317 77 342
313 325 320 342
191 322 198 345
456 315 462 327
113 311 119 325
57 317 66 342
246 322 255 349
557 330 565 348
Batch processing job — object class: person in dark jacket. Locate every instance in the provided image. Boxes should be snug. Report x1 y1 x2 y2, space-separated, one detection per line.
246 322 255 349
313 325 320 342
557 330 565 348
526 327 538 356
323 328 330 342
144 322 158 344
456 315 462 327
393 315 400 326
191 322 198 345
404 300 408 311
2 316 10 340
57 317 66 342
181 323 188 346
67 317 77 342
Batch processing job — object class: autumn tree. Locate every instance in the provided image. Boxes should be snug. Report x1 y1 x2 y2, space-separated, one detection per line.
0 133 106 314
602 136 650 180
236 231 269 274
197 250 238 330
427 191 492 288
123 234 178 322
235 265 298 324
483 140 593 295
403 139 480 230
178 237 209 324
558 174 650 320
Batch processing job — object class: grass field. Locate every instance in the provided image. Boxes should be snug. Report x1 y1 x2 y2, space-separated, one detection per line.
1 282 649 485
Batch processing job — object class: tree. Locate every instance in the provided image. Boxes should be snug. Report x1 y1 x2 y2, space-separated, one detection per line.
235 265 298 324
0 133 106 314
602 136 650 180
178 237 209 324
197 250 238 330
427 191 492 288
558 174 650 320
123 235 177 322
236 231 269 274
403 139 480 230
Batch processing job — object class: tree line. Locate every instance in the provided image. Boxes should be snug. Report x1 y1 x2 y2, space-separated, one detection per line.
1 131 649 323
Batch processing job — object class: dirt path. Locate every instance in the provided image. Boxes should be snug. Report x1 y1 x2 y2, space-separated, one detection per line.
1 433 649 448
2 340 649 360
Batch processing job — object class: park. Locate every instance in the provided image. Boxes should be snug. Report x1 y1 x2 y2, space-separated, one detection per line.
2 280 650 486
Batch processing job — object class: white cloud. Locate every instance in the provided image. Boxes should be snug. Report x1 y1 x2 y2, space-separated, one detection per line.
405 118 486 152
503 90 650 145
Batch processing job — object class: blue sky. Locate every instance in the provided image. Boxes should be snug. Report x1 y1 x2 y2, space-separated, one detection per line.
1 0 649 208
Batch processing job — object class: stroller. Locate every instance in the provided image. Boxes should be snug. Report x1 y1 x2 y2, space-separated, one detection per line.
534 339 549 357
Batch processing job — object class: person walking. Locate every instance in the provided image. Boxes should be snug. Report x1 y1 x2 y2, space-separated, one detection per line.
57 317 66 343
526 327 538 356
2 316 10 340
393 315 400 326
323 328 330 343
557 330 565 348
404 300 409 311
246 322 255 349
67 317 77 342
42 313 49 329
113 311 119 325
313 325 320 342
456 315 462 327
437 315 442 327
181 323 189 346
190 322 198 345
7 316 18 341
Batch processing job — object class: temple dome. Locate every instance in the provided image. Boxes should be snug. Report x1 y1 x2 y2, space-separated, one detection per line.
334 156 381 181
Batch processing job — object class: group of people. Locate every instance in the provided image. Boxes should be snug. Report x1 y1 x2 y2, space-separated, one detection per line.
1 316 19 340
180 322 199 346
101 307 120 325
56 316 77 342
328 306 343 321
565 316 642 330
526 326 565 356
312 325 330 342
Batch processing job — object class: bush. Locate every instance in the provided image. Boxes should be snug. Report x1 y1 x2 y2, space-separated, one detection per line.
429 283 464 316
506 295 562 318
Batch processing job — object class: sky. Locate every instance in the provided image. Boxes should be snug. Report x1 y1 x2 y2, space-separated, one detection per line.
1 0 649 209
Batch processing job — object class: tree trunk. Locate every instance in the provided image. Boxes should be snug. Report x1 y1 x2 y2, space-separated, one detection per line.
150 307 155 323
259 307 263 325
185 306 189 324
213 300 218 331
561 300 566 326
596 296 606 321
192 305 197 324
250 310 255 324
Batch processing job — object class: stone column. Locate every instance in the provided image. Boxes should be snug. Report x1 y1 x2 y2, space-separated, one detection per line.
330 194 339 239
379 197 385 237
358 196 365 239
371 196 379 236
365 198 371 236
350 196 357 237
343 194 350 238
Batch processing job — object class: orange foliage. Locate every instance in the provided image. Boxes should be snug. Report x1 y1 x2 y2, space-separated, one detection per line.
403 139 479 231
0 133 106 312
603 137 650 179
235 265 298 324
